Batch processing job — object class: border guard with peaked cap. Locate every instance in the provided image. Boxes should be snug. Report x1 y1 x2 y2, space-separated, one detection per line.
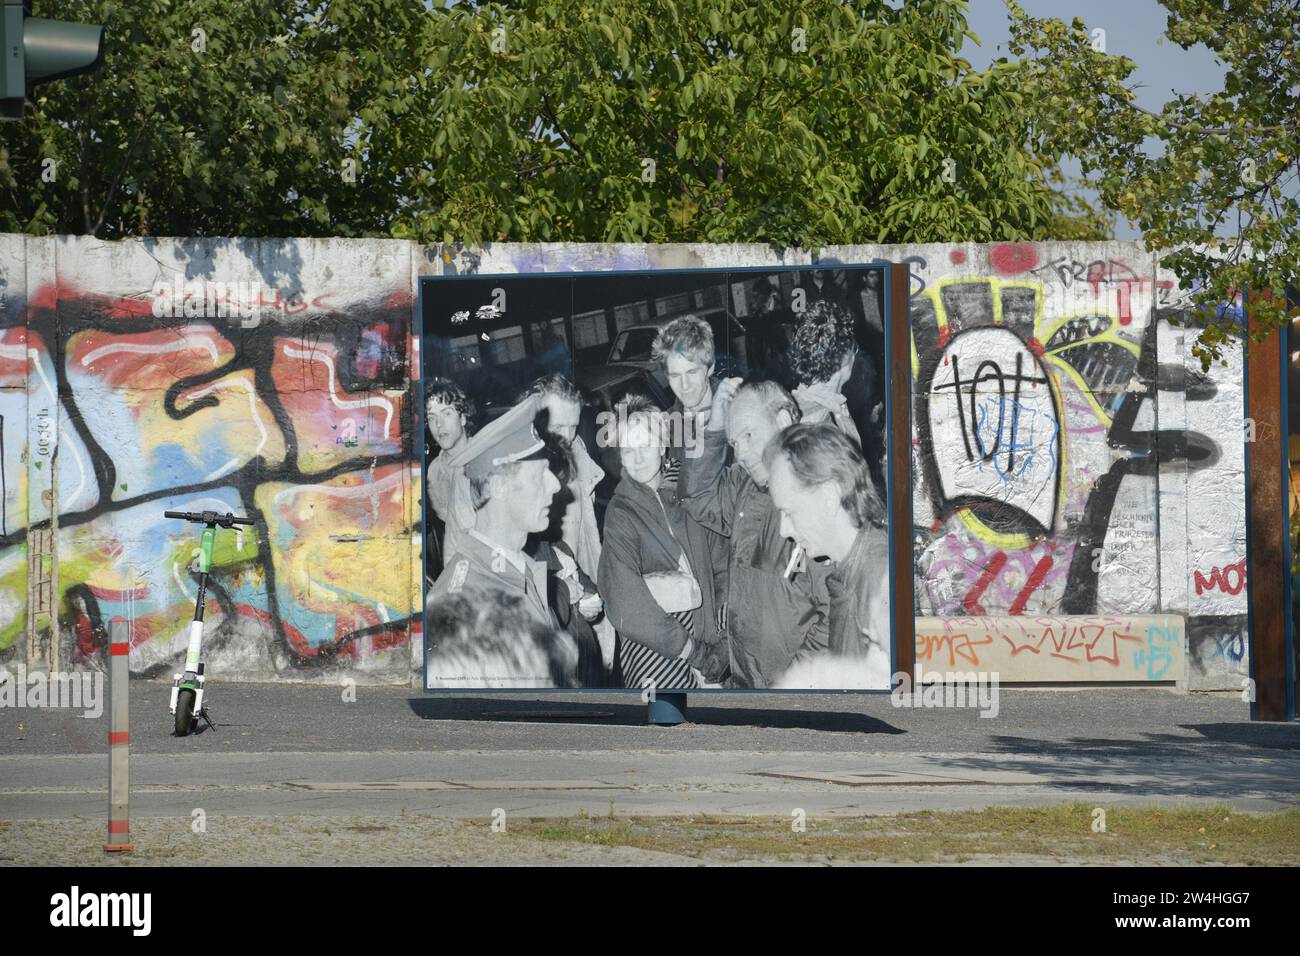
427 396 561 630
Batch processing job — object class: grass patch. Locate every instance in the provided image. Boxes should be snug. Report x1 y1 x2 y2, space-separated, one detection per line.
511 804 1300 864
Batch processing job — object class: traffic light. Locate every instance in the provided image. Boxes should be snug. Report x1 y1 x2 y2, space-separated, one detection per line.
1 1 104 120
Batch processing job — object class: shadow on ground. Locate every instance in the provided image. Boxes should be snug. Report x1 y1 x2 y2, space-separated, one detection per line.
406 695 906 734
933 736 1299 801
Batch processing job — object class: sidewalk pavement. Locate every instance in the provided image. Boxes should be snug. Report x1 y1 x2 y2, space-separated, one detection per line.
0 681 1295 820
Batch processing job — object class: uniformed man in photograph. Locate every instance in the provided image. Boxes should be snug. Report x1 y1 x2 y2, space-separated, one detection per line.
428 397 560 629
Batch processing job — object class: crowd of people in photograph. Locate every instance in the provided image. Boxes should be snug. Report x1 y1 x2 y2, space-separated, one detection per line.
423 301 892 690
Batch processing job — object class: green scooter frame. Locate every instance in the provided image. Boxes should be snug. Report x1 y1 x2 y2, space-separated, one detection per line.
165 510 254 736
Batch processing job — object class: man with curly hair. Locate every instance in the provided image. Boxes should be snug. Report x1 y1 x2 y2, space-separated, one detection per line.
788 299 863 448
424 378 477 573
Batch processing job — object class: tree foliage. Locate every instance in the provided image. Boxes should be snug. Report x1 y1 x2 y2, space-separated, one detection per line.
1 0 1107 248
0 0 430 238
1008 0 1300 367
400 0 1109 247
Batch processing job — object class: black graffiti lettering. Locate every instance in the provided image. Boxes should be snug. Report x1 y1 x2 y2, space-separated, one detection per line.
934 353 1043 467
970 360 1005 461
1007 352 1023 473
1063 314 1222 613
950 354 974 461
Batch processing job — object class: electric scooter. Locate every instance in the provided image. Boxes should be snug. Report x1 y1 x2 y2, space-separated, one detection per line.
165 509 255 737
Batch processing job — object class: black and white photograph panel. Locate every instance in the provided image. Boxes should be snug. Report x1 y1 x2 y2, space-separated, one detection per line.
718 267 892 690
420 266 894 692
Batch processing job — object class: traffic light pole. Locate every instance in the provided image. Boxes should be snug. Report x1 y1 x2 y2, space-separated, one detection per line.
1 0 104 120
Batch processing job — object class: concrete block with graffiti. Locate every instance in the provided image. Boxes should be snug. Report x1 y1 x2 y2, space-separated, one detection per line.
915 615 1186 682
0 236 419 683
823 241 1246 690
0 236 1252 688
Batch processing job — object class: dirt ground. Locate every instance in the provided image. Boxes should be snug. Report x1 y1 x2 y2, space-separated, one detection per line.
4 803 1296 866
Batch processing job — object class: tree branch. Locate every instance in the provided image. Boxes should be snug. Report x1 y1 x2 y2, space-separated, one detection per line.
537 90 584 162
80 121 92 234
90 108 154 238
1103 89 1300 134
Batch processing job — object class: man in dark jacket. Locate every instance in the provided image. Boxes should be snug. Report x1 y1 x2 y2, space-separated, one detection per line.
764 421 892 689
528 535 608 688
678 378 832 688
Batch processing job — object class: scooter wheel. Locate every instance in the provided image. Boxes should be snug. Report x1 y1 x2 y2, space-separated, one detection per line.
174 688 196 737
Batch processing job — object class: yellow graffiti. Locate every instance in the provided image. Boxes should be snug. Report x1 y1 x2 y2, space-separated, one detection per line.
915 274 1076 546
912 276 1138 550
255 467 419 618
1038 313 1140 427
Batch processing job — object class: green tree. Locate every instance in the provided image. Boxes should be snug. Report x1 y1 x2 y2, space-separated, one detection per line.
0 0 430 238
2 0 1107 247
1007 0 1300 367
403 0 1109 246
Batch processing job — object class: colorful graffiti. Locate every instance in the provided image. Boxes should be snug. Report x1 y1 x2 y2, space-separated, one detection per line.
0 238 418 680
904 242 1247 688
0 237 1252 689
915 614 1185 682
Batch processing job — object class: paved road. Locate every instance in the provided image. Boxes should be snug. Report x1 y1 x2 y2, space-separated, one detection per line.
1 679 1291 755
1 681 1296 819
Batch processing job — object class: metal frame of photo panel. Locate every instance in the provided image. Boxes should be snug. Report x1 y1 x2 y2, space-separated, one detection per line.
417 260 913 694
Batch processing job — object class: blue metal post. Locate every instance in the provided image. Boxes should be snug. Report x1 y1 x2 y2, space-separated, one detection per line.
647 692 688 725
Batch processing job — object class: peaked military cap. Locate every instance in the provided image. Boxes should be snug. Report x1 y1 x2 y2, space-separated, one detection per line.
449 395 548 482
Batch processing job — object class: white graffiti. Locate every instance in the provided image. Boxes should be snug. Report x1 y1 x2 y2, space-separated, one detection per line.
927 327 1060 536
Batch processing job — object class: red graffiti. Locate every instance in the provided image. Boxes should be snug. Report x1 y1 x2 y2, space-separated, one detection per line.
989 243 1039 276
73 608 98 659
1194 559 1247 596
949 248 967 265
915 629 995 667
1007 555 1054 616
1114 283 1132 325
1083 259 1139 295
962 551 1008 615
1081 263 1158 328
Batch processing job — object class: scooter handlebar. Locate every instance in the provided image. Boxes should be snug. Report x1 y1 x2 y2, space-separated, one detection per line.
165 510 255 528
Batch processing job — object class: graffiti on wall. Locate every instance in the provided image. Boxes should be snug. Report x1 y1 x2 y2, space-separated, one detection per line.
1193 559 1248 597
907 243 1244 684
0 257 418 679
915 614 1185 682
0 238 1254 689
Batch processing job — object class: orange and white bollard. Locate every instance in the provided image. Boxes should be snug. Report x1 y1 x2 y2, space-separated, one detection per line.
104 619 133 853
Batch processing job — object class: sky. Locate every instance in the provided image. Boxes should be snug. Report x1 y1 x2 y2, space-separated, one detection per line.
956 0 1229 239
